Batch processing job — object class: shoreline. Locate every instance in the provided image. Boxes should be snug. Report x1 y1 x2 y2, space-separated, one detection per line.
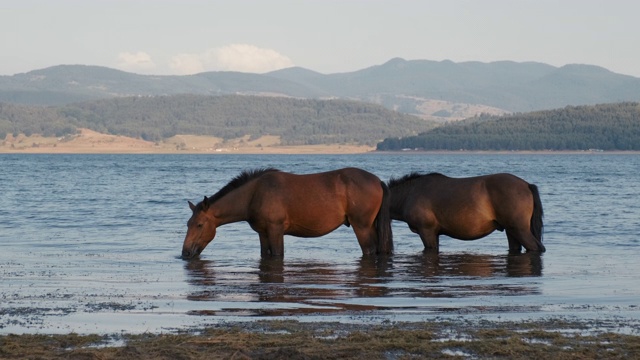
2 148 638 155
2 318 639 358
0 129 375 155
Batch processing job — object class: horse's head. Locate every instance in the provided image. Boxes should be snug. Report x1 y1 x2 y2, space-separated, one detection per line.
181 196 217 259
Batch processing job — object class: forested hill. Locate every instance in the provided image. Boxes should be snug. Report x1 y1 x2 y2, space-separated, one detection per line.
0 95 433 146
376 102 640 151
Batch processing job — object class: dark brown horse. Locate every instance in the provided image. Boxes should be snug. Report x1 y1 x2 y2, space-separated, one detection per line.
181 167 393 259
388 172 544 253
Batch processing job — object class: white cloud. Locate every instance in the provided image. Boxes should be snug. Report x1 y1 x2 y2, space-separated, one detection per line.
117 51 156 73
169 44 294 75
168 54 205 75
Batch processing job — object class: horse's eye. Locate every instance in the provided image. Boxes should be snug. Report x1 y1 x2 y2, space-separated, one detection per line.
197 223 203 228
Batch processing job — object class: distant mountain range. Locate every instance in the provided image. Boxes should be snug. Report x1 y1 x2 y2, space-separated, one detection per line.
1 58 640 118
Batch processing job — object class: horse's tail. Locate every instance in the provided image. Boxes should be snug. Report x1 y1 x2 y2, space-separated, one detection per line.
376 181 394 254
529 183 545 251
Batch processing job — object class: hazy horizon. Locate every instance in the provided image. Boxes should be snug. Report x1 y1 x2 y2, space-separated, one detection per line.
6 58 639 80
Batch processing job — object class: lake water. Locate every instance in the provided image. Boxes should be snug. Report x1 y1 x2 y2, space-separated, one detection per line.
1 153 639 334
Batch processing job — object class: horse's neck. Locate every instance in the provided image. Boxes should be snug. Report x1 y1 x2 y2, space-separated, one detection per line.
211 185 254 226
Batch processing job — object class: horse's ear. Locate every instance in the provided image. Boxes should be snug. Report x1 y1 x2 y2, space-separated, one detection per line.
201 196 210 211
188 201 196 211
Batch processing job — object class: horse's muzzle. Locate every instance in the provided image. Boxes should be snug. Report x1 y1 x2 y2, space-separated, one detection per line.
181 247 200 259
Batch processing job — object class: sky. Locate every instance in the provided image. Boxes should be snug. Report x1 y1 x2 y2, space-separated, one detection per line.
2 0 639 77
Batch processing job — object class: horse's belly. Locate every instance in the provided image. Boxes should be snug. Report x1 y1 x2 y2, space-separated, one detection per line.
446 229 495 241
285 226 342 238
442 220 496 240
285 216 345 238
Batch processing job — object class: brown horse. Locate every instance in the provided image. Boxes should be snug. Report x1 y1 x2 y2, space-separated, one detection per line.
181 167 393 259
388 172 544 253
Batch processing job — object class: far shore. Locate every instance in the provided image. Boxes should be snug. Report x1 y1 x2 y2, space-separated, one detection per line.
0 129 374 155
2 129 638 155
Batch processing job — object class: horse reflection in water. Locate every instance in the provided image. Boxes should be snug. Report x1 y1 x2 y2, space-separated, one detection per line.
183 259 218 302
182 252 542 314
404 252 543 279
255 258 366 313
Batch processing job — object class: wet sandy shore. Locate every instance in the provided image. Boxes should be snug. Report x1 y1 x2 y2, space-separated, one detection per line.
2 318 639 359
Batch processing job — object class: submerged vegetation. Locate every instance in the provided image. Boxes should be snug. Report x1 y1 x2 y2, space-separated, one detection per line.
2 320 639 359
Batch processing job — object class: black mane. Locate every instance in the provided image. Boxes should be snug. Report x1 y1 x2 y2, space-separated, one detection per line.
201 168 280 207
387 172 444 188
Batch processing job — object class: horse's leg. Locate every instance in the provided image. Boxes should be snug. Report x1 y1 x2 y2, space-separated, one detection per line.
506 227 545 253
352 225 378 256
506 232 523 254
258 233 271 257
407 210 440 252
267 228 285 257
258 225 285 257
416 227 440 253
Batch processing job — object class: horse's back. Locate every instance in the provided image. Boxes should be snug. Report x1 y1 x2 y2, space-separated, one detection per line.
483 173 534 211
405 172 529 199
408 173 483 206
253 170 346 205
484 173 530 188
294 167 382 196
328 167 381 184
264 167 380 194
251 167 383 225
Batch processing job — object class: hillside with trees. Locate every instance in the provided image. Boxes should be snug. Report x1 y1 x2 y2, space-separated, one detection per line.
376 102 640 151
0 95 433 146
